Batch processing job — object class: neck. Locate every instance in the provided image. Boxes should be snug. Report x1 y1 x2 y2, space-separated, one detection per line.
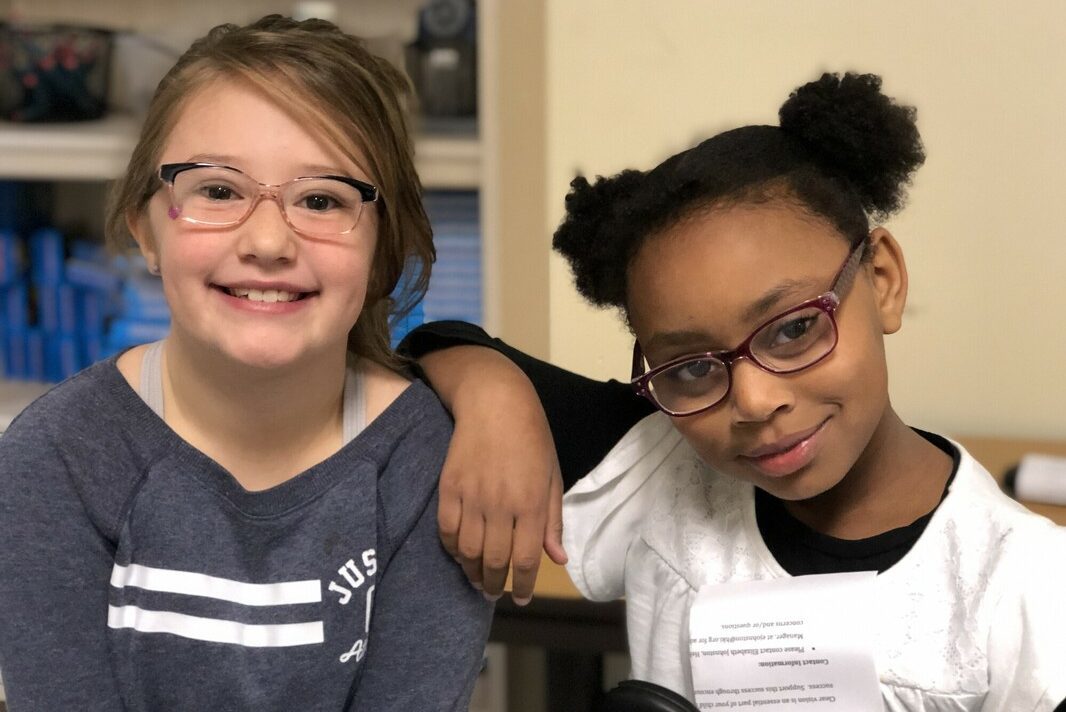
782 406 953 539
160 332 348 489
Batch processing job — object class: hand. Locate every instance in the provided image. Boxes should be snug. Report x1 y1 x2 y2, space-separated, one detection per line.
424 346 567 604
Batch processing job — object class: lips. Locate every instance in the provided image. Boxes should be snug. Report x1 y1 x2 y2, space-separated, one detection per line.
212 281 318 311
739 418 829 478
225 286 305 303
214 281 316 297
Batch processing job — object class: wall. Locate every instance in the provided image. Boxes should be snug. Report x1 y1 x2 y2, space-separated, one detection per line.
480 0 550 355
542 0 1066 439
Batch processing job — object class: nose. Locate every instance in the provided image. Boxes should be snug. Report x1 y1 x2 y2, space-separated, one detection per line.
234 193 298 264
727 358 794 425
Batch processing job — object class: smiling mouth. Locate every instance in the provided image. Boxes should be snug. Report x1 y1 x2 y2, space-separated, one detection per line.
738 418 830 478
220 286 312 303
744 419 828 459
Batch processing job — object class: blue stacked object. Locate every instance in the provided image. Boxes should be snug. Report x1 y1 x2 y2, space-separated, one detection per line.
421 191 481 325
0 223 170 382
389 191 482 347
1 227 82 381
101 255 170 357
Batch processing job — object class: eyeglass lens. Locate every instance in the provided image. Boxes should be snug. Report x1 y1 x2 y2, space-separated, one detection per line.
647 304 837 415
170 166 366 236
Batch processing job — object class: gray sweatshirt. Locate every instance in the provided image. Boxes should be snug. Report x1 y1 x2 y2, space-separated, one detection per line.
0 359 492 710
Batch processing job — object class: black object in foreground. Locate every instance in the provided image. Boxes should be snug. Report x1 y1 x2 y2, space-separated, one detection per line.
596 680 699 712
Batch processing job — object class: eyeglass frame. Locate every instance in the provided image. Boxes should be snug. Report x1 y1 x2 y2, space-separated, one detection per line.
630 238 868 418
157 162 380 237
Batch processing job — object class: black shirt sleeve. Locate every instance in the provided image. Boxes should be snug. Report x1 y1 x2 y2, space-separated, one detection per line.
398 320 655 489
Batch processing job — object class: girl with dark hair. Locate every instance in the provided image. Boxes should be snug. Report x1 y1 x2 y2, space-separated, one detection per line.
403 72 1066 709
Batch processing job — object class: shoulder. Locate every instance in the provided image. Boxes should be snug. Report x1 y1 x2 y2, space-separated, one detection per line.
930 440 1066 608
3 359 130 445
564 412 748 598
943 440 1063 545
0 359 161 539
359 358 414 425
353 369 452 554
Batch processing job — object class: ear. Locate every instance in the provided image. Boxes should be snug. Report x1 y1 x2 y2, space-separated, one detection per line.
865 228 908 335
126 208 160 273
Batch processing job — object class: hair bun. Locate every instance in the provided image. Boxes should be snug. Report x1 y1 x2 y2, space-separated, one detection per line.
553 170 646 308
779 72 925 218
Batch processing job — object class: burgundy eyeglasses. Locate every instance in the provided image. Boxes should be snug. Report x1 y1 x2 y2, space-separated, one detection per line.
631 240 867 417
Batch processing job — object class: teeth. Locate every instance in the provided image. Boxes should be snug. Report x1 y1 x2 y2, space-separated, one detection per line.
226 287 300 302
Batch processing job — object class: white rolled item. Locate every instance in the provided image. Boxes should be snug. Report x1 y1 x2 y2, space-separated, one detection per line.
1014 453 1066 506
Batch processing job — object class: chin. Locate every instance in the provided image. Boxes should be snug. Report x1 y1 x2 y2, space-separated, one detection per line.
760 471 843 502
214 338 320 373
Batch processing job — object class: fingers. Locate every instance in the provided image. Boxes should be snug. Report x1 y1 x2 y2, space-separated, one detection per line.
509 510 544 605
455 502 485 592
542 466 568 565
438 477 463 560
480 514 514 599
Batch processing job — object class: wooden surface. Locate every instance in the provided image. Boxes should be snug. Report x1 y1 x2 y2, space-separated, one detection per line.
528 434 1066 601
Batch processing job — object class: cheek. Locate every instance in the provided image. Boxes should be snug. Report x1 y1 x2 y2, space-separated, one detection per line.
670 411 733 469
157 234 222 279
827 299 891 405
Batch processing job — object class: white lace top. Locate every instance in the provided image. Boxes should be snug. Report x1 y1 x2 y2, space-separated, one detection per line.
563 413 1066 711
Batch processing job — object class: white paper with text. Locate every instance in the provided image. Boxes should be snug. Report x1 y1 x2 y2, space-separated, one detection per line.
688 571 882 710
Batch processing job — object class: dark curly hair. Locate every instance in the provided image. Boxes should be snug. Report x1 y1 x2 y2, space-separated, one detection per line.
553 72 925 319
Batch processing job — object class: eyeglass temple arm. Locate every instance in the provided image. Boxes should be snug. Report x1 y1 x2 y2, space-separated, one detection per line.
831 239 867 297
630 342 646 386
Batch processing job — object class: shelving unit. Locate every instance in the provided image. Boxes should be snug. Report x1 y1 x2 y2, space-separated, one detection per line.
0 115 481 187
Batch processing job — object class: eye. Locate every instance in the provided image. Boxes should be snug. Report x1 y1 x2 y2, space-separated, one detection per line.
201 184 239 201
300 194 340 212
755 308 831 356
665 358 720 383
773 315 818 344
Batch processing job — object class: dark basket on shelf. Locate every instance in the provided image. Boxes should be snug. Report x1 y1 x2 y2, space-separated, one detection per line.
0 23 113 122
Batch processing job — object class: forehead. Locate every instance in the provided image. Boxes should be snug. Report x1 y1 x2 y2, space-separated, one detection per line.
627 203 849 352
159 77 370 183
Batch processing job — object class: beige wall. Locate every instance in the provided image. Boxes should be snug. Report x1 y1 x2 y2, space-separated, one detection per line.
539 0 1066 439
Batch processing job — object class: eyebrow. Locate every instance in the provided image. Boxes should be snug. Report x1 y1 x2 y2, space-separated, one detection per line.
642 277 822 355
184 154 351 177
740 277 822 324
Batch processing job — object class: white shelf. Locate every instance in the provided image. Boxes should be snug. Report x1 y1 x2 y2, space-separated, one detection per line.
0 114 138 181
415 134 481 190
0 378 52 433
0 115 481 188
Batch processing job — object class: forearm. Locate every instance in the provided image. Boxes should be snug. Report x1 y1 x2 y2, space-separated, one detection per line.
418 344 538 421
404 321 655 486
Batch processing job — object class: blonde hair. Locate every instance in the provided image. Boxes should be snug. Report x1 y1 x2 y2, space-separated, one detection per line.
105 14 433 370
